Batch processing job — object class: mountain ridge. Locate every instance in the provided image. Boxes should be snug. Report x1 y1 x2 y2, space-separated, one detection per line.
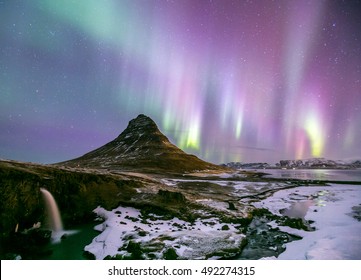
223 157 361 170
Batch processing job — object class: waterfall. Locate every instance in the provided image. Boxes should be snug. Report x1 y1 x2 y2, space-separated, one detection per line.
40 188 63 232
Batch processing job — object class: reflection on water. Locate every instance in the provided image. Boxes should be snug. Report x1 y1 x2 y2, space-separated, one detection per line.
280 190 331 219
263 169 361 181
280 200 314 219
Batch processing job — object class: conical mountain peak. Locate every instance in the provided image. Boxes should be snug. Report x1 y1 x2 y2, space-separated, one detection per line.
59 115 226 173
126 114 158 132
114 114 169 146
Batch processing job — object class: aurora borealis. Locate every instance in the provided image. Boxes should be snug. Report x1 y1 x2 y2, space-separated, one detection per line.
1 0 360 164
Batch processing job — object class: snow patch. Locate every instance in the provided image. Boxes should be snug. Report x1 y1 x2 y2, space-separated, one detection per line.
84 205 245 260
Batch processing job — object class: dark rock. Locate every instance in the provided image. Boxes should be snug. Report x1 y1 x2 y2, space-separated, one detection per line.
83 250 96 260
138 230 147 237
228 202 237 210
163 247 178 260
126 241 144 260
221 225 230 231
158 190 186 203
349 204 361 221
1 228 52 259
125 216 139 222
278 217 312 231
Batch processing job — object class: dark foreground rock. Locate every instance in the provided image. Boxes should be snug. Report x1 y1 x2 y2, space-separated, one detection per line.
1 228 52 259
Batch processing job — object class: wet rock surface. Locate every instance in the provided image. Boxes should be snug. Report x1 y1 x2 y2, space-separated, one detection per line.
349 204 361 221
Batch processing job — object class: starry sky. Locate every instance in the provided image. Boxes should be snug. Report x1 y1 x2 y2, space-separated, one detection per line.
1 0 361 164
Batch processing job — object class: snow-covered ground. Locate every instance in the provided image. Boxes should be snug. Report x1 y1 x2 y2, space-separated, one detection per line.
254 184 361 259
84 206 245 260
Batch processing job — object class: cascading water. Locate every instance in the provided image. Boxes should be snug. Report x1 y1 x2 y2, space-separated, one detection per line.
40 188 63 232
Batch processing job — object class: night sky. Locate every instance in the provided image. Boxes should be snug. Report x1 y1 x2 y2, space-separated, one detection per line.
1 0 361 164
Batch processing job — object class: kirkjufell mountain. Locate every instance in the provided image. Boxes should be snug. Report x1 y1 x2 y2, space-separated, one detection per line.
59 114 225 173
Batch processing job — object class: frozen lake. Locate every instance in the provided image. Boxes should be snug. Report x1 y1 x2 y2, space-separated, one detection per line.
262 169 361 182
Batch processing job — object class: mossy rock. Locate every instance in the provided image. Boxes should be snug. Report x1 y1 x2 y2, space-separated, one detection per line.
278 217 311 231
126 241 144 259
221 225 230 231
163 247 178 260
138 230 148 237
251 208 274 218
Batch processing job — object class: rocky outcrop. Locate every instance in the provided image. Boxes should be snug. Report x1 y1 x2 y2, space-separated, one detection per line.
0 160 141 237
157 190 186 203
